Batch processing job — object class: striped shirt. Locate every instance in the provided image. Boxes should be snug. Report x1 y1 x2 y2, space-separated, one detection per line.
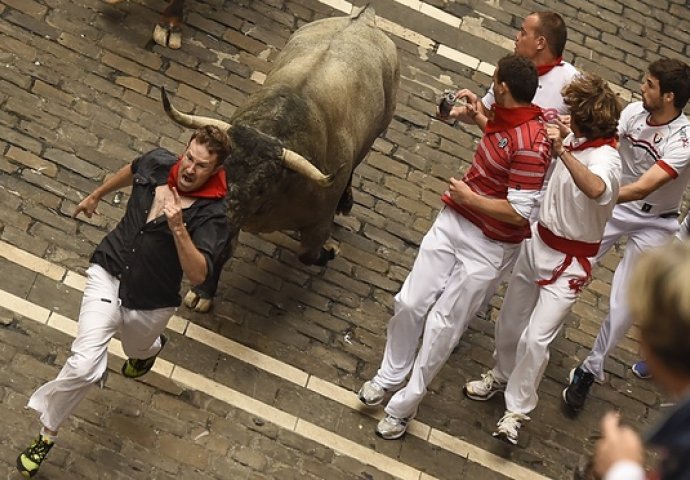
443 117 551 243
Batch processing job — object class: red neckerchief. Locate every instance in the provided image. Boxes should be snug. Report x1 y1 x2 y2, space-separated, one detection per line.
567 136 617 152
485 104 543 134
536 56 563 76
167 156 228 199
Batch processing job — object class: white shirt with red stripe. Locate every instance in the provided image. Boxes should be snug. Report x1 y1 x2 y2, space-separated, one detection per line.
482 61 579 122
539 134 622 243
618 101 690 214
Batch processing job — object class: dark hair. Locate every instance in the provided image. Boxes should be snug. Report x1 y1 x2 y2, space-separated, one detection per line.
563 73 621 140
533 11 567 58
496 54 539 104
648 58 690 110
629 242 690 377
190 125 231 167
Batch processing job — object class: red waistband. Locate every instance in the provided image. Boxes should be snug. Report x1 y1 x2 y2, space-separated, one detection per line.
537 223 600 257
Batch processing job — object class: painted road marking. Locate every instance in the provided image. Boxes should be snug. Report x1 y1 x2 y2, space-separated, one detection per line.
308 0 635 102
0 239 552 480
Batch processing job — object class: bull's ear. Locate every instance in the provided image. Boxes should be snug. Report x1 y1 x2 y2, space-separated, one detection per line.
161 87 232 131
281 149 335 187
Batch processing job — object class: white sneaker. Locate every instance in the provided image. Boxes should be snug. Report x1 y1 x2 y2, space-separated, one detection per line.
463 370 506 401
376 414 413 440
493 411 530 445
357 379 386 406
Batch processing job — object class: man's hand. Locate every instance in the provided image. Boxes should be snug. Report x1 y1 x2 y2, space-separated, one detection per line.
557 115 571 130
554 117 572 138
164 187 185 234
436 89 481 122
73 194 101 219
448 177 475 205
454 89 478 105
593 412 644 477
546 124 566 156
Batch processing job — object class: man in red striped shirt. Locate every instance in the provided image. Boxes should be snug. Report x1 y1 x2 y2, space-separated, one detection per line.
463 73 623 445
357 55 551 440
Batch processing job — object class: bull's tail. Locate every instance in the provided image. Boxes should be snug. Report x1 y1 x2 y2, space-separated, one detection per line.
350 4 376 25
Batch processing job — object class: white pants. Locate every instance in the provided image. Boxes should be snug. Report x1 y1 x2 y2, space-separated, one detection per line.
374 208 519 418
493 227 587 414
28 264 175 431
476 190 544 315
678 213 690 240
582 204 678 380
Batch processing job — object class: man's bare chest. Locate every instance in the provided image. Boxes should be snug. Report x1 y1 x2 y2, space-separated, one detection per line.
146 185 196 223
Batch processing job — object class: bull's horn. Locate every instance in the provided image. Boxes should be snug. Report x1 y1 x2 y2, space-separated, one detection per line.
161 87 232 131
281 149 335 187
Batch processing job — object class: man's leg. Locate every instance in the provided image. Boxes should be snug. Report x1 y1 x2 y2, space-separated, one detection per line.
27 265 121 432
363 209 462 403
504 269 579 415
120 306 176 378
494 233 584 444
492 238 541 383
582 221 676 380
383 216 515 421
464 237 540 401
19 265 121 477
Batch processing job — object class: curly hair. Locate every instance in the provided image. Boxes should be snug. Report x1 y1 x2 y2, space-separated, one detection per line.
629 241 690 377
562 74 621 140
190 125 232 167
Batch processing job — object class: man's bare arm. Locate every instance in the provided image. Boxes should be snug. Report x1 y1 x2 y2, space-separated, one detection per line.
74 163 134 218
618 164 673 203
447 177 528 226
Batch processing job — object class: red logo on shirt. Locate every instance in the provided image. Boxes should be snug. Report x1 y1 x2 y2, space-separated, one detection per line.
542 107 559 122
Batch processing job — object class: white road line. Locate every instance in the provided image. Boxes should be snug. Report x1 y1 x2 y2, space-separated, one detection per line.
4 288 431 480
308 0 635 102
0 239 552 480
0 241 65 281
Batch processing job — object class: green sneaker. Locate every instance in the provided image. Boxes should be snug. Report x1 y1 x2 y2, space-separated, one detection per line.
17 434 54 478
121 334 167 379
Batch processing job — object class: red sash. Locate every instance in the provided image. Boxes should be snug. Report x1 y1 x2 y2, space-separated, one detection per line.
535 224 600 294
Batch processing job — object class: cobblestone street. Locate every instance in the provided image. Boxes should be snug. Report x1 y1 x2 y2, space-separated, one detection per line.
1 0 688 478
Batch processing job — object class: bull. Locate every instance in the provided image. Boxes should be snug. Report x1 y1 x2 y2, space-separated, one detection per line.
103 0 186 49
162 6 400 312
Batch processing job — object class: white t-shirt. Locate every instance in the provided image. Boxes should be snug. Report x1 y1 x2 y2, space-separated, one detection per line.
539 134 622 243
482 61 579 122
618 101 690 214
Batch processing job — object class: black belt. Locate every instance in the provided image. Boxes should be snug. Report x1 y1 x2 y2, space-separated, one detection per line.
640 203 679 218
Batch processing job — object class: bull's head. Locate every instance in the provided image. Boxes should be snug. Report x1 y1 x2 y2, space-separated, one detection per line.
160 88 335 187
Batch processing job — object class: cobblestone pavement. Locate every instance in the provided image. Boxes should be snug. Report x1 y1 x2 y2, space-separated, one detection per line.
0 0 688 478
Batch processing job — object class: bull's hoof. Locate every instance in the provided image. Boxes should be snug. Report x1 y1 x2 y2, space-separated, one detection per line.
195 297 213 313
153 23 182 50
313 243 339 266
182 290 214 313
183 289 200 308
336 187 354 216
